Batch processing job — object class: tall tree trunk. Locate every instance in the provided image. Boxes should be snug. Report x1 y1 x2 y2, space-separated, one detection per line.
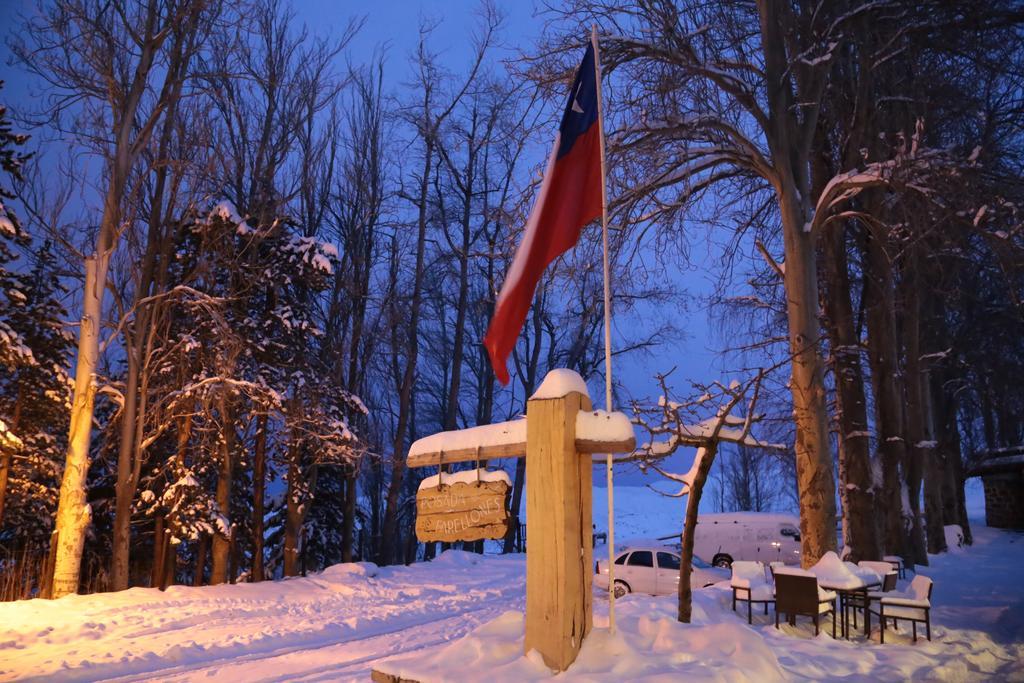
821 221 880 561
252 413 267 582
151 515 165 588
284 441 302 577
678 445 717 623
779 190 838 567
210 398 234 584
193 534 207 587
111 351 141 591
920 363 947 555
380 134 434 565
862 231 912 564
342 466 358 562
51 255 105 598
920 293 952 554
760 1 837 566
900 264 933 563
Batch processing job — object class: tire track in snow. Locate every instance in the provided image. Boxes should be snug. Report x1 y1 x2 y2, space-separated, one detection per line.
91 592 520 683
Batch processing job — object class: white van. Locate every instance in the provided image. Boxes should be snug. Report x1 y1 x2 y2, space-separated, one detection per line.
686 512 802 568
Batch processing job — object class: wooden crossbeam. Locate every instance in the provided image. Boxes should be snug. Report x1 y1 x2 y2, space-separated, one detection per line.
406 435 635 469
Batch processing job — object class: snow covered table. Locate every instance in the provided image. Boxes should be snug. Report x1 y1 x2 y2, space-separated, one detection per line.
807 552 882 639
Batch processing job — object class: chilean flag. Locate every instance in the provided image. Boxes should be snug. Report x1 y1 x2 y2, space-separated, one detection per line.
484 40 603 385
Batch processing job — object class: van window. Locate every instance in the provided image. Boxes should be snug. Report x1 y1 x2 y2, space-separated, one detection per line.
781 527 801 541
656 552 680 570
615 553 629 565
627 551 654 567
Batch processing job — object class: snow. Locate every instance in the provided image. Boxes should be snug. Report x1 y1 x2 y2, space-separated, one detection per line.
0 486 1021 681
804 551 878 589
530 368 589 400
0 417 22 448
408 418 526 459
204 199 252 235
575 409 634 444
418 468 512 492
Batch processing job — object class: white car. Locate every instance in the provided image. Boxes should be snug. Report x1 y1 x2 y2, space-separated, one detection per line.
594 546 729 598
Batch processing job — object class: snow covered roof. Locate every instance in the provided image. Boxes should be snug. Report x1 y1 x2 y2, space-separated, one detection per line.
696 512 799 526
967 447 1024 477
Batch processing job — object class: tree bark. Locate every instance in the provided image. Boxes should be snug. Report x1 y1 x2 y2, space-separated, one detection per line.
778 190 838 567
51 255 103 598
862 229 912 564
111 351 141 592
284 441 302 577
252 413 267 581
379 131 434 565
678 444 717 623
194 534 207 587
821 221 880 561
900 263 933 563
342 467 358 562
210 398 234 584
759 0 837 567
151 515 165 588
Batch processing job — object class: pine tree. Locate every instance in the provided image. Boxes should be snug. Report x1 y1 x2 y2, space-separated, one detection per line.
0 85 72 548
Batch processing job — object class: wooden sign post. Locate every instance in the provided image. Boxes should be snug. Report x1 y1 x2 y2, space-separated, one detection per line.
374 370 634 680
525 388 593 671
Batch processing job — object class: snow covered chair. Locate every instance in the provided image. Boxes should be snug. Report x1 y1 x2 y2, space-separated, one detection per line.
731 561 775 624
773 567 836 637
868 575 933 643
883 554 907 579
846 561 899 629
858 560 899 588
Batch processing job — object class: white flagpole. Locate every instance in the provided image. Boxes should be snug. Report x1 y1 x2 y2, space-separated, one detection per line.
591 23 616 635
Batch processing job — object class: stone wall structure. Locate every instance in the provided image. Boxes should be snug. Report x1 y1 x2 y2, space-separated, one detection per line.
969 449 1024 531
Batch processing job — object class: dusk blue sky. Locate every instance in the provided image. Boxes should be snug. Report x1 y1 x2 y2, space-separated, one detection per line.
0 0 733 487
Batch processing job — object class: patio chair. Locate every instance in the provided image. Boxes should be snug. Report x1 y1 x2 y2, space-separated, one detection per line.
773 570 836 637
858 560 899 587
847 561 899 629
868 575 933 643
731 561 775 624
883 554 907 579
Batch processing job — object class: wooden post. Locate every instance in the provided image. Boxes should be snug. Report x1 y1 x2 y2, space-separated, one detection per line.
525 389 593 671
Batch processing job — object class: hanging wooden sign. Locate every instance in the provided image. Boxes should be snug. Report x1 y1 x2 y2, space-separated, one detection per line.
415 469 511 543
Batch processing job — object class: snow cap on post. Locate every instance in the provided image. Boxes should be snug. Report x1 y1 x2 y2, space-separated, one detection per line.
531 368 590 400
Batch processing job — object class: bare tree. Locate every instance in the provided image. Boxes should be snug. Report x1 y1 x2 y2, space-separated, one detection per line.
378 10 498 564
12 0 218 597
632 370 777 622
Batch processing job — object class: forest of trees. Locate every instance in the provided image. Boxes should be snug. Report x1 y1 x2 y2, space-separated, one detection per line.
0 0 1022 600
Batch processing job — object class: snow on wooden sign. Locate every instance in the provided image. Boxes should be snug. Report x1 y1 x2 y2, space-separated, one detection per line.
415 469 512 543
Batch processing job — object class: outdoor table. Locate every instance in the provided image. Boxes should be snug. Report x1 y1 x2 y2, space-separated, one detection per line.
815 577 881 639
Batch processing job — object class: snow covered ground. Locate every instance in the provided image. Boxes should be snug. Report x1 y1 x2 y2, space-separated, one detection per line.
1 484 1021 682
